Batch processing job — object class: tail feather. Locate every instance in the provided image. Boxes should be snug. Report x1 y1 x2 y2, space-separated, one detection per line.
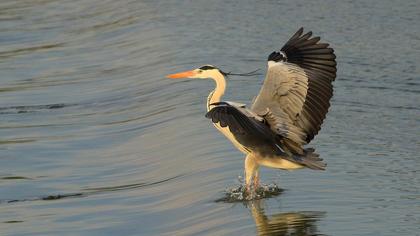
294 148 326 170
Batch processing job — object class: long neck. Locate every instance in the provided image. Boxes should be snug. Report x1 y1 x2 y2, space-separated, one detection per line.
206 72 226 111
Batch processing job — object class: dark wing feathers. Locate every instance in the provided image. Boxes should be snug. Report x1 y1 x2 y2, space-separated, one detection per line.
284 28 336 141
206 103 326 169
282 27 304 49
206 103 308 155
253 27 336 144
205 102 273 141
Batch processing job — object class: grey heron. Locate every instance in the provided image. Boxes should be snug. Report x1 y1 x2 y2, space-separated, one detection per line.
166 28 337 195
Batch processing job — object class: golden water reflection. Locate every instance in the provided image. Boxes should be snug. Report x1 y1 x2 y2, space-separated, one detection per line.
250 200 325 236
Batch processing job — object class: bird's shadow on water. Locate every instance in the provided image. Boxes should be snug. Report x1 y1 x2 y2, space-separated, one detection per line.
216 184 326 236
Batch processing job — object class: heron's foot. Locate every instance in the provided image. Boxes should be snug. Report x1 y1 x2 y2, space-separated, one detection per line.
245 183 256 200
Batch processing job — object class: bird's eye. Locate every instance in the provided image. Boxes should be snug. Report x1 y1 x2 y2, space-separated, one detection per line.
198 70 203 73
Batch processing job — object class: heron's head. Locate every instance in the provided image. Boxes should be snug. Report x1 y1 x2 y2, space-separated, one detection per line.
166 65 223 80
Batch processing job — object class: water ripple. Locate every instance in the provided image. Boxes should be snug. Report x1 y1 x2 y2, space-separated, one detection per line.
0 0 419 235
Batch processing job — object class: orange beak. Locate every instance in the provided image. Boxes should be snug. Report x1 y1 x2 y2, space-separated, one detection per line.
166 70 196 79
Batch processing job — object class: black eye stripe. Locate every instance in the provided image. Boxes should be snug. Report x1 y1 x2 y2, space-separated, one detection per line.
199 65 216 70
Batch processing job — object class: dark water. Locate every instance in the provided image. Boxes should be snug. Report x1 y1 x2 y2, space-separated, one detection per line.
1 0 419 235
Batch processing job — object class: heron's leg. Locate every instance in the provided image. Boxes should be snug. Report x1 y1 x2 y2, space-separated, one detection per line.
244 154 258 197
253 169 260 191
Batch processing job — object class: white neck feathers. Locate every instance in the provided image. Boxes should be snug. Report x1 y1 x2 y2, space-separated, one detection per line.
206 71 226 111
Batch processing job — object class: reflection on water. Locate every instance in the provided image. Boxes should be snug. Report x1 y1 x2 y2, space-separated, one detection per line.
250 201 324 236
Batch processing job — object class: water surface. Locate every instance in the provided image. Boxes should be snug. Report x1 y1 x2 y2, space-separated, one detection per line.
0 0 419 235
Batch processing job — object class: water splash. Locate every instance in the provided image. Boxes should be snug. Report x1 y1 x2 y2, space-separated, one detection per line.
217 182 283 202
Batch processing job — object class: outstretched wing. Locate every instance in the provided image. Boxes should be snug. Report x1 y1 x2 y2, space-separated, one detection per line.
205 102 307 155
252 27 336 143
206 102 276 145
